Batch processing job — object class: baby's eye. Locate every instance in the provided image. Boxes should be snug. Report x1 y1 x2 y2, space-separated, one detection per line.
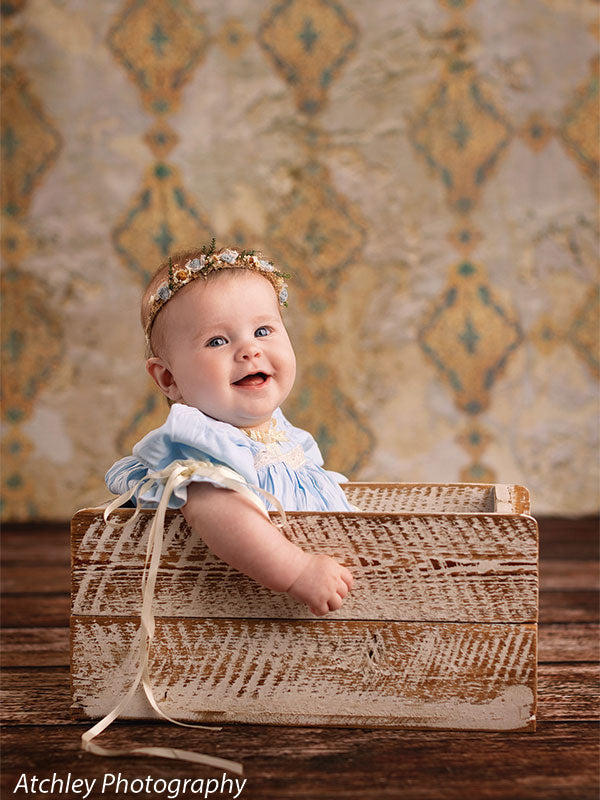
254 326 271 338
207 336 227 348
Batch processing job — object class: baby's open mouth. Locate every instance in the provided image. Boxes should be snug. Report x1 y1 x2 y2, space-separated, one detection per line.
233 372 270 387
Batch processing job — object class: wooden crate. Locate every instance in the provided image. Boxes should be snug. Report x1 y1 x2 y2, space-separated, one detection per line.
70 482 538 732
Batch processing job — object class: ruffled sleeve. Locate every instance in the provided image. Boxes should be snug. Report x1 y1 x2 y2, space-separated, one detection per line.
105 404 259 509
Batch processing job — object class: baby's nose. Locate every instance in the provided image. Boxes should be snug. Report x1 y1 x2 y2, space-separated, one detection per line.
237 341 262 361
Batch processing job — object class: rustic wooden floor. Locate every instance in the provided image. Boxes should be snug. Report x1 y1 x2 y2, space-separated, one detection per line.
2 516 599 799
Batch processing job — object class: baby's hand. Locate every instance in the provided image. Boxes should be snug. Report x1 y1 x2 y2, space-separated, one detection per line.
287 554 354 616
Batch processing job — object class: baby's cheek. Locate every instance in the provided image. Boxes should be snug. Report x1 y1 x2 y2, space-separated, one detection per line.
283 346 297 380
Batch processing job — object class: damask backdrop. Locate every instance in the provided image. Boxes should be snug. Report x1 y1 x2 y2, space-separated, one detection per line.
1 0 598 520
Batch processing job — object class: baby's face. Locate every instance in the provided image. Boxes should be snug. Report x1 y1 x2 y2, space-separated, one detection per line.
150 271 296 428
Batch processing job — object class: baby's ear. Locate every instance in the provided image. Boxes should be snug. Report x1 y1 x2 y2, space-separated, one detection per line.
146 357 182 402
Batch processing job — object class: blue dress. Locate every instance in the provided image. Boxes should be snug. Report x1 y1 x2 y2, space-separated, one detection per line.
105 404 353 513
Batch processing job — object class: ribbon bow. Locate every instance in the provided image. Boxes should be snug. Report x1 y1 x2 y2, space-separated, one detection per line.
80 459 288 774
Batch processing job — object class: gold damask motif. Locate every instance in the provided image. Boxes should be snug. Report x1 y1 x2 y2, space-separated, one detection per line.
108 0 213 442
267 160 372 474
116 391 167 456
530 314 562 357
411 9 523 481
568 284 600 379
459 462 496 484
258 0 371 477
258 0 359 115
267 162 366 302
520 114 553 154
457 425 495 484
418 261 523 416
107 0 209 115
457 424 493 462
559 56 599 194
217 18 252 59
1 270 63 424
447 224 482 257
0 217 33 264
529 270 599 379
1 63 62 217
112 161 211 284
144 120 179 160
410 59 513 215
0 426 36 520
1 7 63 519
438 0 476 9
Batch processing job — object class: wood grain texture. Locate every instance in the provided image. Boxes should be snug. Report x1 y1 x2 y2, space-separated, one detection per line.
71 508 538 622
4 663 594 727
1 628 69 667
69 484 539 733
2 722 598 800
342 483 530 515
539 560 600 591
3 515 596 800
2 595 70 628
1 560 586 604
70 616 537 731
3 622 595 668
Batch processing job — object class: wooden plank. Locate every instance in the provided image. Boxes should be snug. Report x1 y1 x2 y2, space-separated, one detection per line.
0 525 70 564
72 509 539 568
7 559 593 603
1 722 598 800
1 589 595 632
2 512 592 563
343 482 494 512
71 509 538 623
2 623 594 668
71 562 538 622
1 565 70 594
538 624 600 662
2 664 594 728
538 517 599 560
539 592 600 624
537 663 600 722
0 629 69 667
540 560 599 591
2 588 594 630
5 559 596 605
492 484 530 514
1 668 72 724
0 595 70 628
345 482 530 515
70 616 537 731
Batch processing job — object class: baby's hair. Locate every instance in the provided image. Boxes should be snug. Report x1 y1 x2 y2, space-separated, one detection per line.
141 248 283 360
142 249 204 358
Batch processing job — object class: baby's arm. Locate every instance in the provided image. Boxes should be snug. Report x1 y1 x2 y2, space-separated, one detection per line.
182 483 353 616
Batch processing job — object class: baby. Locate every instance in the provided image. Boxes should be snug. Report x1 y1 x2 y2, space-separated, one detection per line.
106 244 354 616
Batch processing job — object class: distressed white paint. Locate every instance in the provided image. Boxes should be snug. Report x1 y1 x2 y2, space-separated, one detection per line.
71 618 537 731
72 506 538 622
70 482 538 732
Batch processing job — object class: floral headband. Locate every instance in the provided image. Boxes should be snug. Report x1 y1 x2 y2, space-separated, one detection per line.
145 242 290 343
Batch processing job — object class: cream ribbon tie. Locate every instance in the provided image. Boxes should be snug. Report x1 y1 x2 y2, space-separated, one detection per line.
81 459 288 775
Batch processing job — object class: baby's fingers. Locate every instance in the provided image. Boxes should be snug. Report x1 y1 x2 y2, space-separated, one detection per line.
340 565 353 589
327 593 343 612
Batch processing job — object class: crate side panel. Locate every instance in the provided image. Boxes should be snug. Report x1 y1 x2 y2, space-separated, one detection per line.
342 484 497 513
72 511 538 622
70 616 536 731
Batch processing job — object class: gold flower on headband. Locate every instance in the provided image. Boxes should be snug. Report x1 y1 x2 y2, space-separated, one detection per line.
145 242 291 342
